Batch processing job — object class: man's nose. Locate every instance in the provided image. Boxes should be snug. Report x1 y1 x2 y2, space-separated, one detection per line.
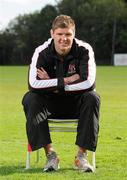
62 35 67 40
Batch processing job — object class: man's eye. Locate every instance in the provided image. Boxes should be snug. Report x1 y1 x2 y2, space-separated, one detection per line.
66 34 72 36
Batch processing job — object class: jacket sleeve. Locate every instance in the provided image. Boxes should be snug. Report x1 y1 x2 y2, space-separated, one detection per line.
29 39 58 90
65 39 96 92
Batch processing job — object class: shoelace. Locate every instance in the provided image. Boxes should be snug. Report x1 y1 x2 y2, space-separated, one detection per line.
77 152 88 159
76 152 88 166
46 152 57 166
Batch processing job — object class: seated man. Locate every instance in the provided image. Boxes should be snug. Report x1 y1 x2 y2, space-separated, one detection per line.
22 14 100 172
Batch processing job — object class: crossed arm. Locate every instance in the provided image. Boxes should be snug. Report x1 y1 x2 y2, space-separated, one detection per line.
37 67 80 85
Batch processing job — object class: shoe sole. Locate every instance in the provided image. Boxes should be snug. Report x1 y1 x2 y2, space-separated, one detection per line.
74 165 94 173
43 165 60 172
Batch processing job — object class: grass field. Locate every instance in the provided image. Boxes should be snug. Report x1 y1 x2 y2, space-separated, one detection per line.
0 66 127 180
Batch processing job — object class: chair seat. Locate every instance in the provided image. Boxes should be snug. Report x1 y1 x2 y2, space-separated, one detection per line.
48 118 78 132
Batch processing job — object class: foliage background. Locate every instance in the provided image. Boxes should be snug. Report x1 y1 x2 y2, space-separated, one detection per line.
0 0 127 65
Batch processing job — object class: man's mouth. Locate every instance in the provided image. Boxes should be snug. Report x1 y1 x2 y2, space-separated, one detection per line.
60 43 69 47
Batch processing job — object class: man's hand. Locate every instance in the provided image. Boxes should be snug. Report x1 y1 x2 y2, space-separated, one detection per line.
37 67 59 93
64 74 80 85
37 67 50 79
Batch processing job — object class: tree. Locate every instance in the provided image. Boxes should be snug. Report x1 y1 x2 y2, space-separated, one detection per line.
0 0 127 65
0 5 58 65
57 0 127 64
0 30 15 65
94 0 126 64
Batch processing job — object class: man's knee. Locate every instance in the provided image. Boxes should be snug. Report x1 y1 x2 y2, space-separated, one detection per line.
22 92 40 108
81 91 100 106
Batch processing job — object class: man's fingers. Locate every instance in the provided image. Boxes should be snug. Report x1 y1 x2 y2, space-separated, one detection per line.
41 67 47 73
37 68 46 76
37 69 42 73
37 68 50 79
38 67 48 75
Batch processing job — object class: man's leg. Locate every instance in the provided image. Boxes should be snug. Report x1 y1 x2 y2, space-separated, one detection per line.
22 91 52 151
75 91 100 151
22 91 60 171
75 91 100 172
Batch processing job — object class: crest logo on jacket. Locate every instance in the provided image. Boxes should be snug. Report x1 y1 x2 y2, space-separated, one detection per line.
68 64 76 74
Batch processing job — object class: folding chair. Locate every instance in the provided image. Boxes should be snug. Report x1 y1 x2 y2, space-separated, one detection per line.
25 118 96 172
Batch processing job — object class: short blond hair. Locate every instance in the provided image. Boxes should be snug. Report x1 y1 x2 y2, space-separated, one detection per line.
52 14 75 32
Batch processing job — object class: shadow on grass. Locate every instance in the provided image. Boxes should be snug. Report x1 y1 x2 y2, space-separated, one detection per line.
0 165 75 176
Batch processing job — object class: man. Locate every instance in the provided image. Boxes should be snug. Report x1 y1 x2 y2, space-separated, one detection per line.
22 15 100 172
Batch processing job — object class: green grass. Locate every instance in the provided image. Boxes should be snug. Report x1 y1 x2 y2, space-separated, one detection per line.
0 66 127 180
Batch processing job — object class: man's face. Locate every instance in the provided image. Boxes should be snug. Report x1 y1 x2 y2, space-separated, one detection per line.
51 27 75 56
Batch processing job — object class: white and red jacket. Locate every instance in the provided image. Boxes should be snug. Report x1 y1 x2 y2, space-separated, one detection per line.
29 38 96 94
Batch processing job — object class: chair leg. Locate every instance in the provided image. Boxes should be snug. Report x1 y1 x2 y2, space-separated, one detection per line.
25 151 30 169
25 150 39 169
92 152 96 172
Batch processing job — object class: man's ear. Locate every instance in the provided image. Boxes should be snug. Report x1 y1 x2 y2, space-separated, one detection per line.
50 29 54 39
